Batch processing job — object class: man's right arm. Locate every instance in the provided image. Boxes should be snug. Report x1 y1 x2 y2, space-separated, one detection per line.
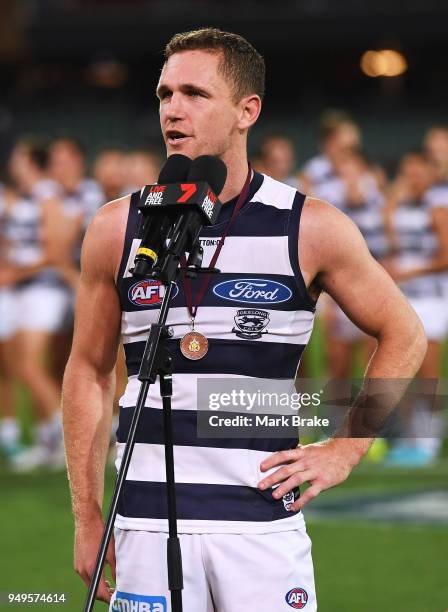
62 196 129 602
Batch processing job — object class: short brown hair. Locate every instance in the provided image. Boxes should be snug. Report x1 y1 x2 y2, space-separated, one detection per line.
164 28 265 102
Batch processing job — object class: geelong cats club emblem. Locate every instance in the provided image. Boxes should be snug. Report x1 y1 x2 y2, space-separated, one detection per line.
232 309 270 339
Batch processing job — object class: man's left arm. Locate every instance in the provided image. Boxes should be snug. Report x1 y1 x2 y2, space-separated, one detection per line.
258 197 427 510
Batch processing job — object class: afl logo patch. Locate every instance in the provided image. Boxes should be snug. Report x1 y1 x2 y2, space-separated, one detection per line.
213 278 292 304
285 587 308 609
128 280 178 307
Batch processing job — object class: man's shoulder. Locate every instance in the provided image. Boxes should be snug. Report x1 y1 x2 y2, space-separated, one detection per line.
301 196 366 264
91 193 132 230
86 195 131 254
82 194 132 277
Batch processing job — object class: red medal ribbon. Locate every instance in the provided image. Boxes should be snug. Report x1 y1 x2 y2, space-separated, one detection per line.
181 164 252 320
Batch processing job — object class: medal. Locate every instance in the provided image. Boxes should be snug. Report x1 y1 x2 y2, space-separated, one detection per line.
179 165 253 360
180 325 209 360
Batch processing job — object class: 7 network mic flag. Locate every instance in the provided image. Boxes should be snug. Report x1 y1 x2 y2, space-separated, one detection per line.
132 154 227 282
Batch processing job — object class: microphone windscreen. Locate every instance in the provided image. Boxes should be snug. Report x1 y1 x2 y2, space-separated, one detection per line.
158 154 192 183
187 155 227 196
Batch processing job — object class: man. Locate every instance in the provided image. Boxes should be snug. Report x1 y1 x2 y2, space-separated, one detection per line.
93 148 128 203
63 29 426 610
257 133 298 187
382 152 448 465
3 139 71 470
313 151 387 378
124 148 161 192
299 110 361 193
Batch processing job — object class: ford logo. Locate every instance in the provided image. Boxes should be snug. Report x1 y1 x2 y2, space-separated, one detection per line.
213 278 292 304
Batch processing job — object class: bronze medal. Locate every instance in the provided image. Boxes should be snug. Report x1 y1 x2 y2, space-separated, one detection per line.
180 330 209 360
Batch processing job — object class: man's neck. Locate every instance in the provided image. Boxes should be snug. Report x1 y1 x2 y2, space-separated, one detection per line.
219 147 250 204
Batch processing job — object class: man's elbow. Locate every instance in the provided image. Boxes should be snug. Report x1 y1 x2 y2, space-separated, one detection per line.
405 311 427 371
378 303 427 374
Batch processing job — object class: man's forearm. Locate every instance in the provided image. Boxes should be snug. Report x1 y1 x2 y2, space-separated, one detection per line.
62 358 115 526
331 322 427 460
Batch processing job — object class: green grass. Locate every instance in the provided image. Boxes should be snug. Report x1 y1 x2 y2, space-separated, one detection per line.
1 322 447 611
1 463 447 612
310 521 448 612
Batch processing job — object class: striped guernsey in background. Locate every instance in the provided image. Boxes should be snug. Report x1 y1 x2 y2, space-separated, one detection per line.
115 171 317 533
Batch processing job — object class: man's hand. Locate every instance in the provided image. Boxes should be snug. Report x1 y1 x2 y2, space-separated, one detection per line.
74 515 116 603
258 439 369 512
0 266 19 287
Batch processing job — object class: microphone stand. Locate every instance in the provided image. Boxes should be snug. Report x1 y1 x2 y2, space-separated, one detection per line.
84 231 218 612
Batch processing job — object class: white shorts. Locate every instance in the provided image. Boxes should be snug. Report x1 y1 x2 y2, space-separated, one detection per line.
407 296 448 342
13 284 72 333
109 527 316 612
0 289 16 341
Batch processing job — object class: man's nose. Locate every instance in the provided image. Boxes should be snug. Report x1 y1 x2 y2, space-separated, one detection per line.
165 92 186 121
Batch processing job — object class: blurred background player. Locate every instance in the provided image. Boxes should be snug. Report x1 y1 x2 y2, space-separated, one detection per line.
300 110 362 193
313 150 387 378
3 138 70 470
93 147 128 202
48 138 104 380
383 152 448 465
0 181 21 459
124 148 161 192
256 133 299 188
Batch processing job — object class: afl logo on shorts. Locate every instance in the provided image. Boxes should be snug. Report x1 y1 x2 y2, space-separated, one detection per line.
285 587 308 608
128 280 178 307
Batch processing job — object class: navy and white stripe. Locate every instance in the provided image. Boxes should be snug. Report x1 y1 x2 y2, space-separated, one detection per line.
425 183 448 297
302 154 335 185
313 174 387 259
5 180 64 288
392 198 443 298
115 172 316 533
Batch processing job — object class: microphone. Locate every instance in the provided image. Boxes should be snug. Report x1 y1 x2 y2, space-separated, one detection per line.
132 155 227 283
132 155 192 278
158 154 192 184
186 154 227 197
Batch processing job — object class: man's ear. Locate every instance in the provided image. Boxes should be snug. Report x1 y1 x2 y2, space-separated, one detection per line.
237 95 262 131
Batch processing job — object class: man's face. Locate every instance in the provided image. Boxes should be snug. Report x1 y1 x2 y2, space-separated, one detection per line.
399 157 432 196
157 50 241 160
262 138 295 179
424 129 448 165
49 141 84 185
94 151 126 193
9 145 33 186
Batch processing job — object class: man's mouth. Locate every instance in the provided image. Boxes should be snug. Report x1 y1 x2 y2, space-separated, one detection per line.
166 130 191 146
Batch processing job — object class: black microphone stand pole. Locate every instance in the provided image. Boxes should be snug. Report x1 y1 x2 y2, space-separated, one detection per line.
84 279 183 612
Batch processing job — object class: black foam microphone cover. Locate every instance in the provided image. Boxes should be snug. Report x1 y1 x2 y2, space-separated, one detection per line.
187 155 227 196
158 154 192 183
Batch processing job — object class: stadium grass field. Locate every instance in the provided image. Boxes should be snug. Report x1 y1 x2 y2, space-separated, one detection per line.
1 463 447 611
1 323 447 611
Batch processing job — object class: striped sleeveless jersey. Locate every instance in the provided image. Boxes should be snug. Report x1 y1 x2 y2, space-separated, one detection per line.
425 183 448 296
115 172 317 533
392 197 443 298
313 174 387 260
5 180 64 288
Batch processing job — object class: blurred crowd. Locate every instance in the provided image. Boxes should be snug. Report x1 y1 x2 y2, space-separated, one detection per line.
1 112 448 471
0 139 161 470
